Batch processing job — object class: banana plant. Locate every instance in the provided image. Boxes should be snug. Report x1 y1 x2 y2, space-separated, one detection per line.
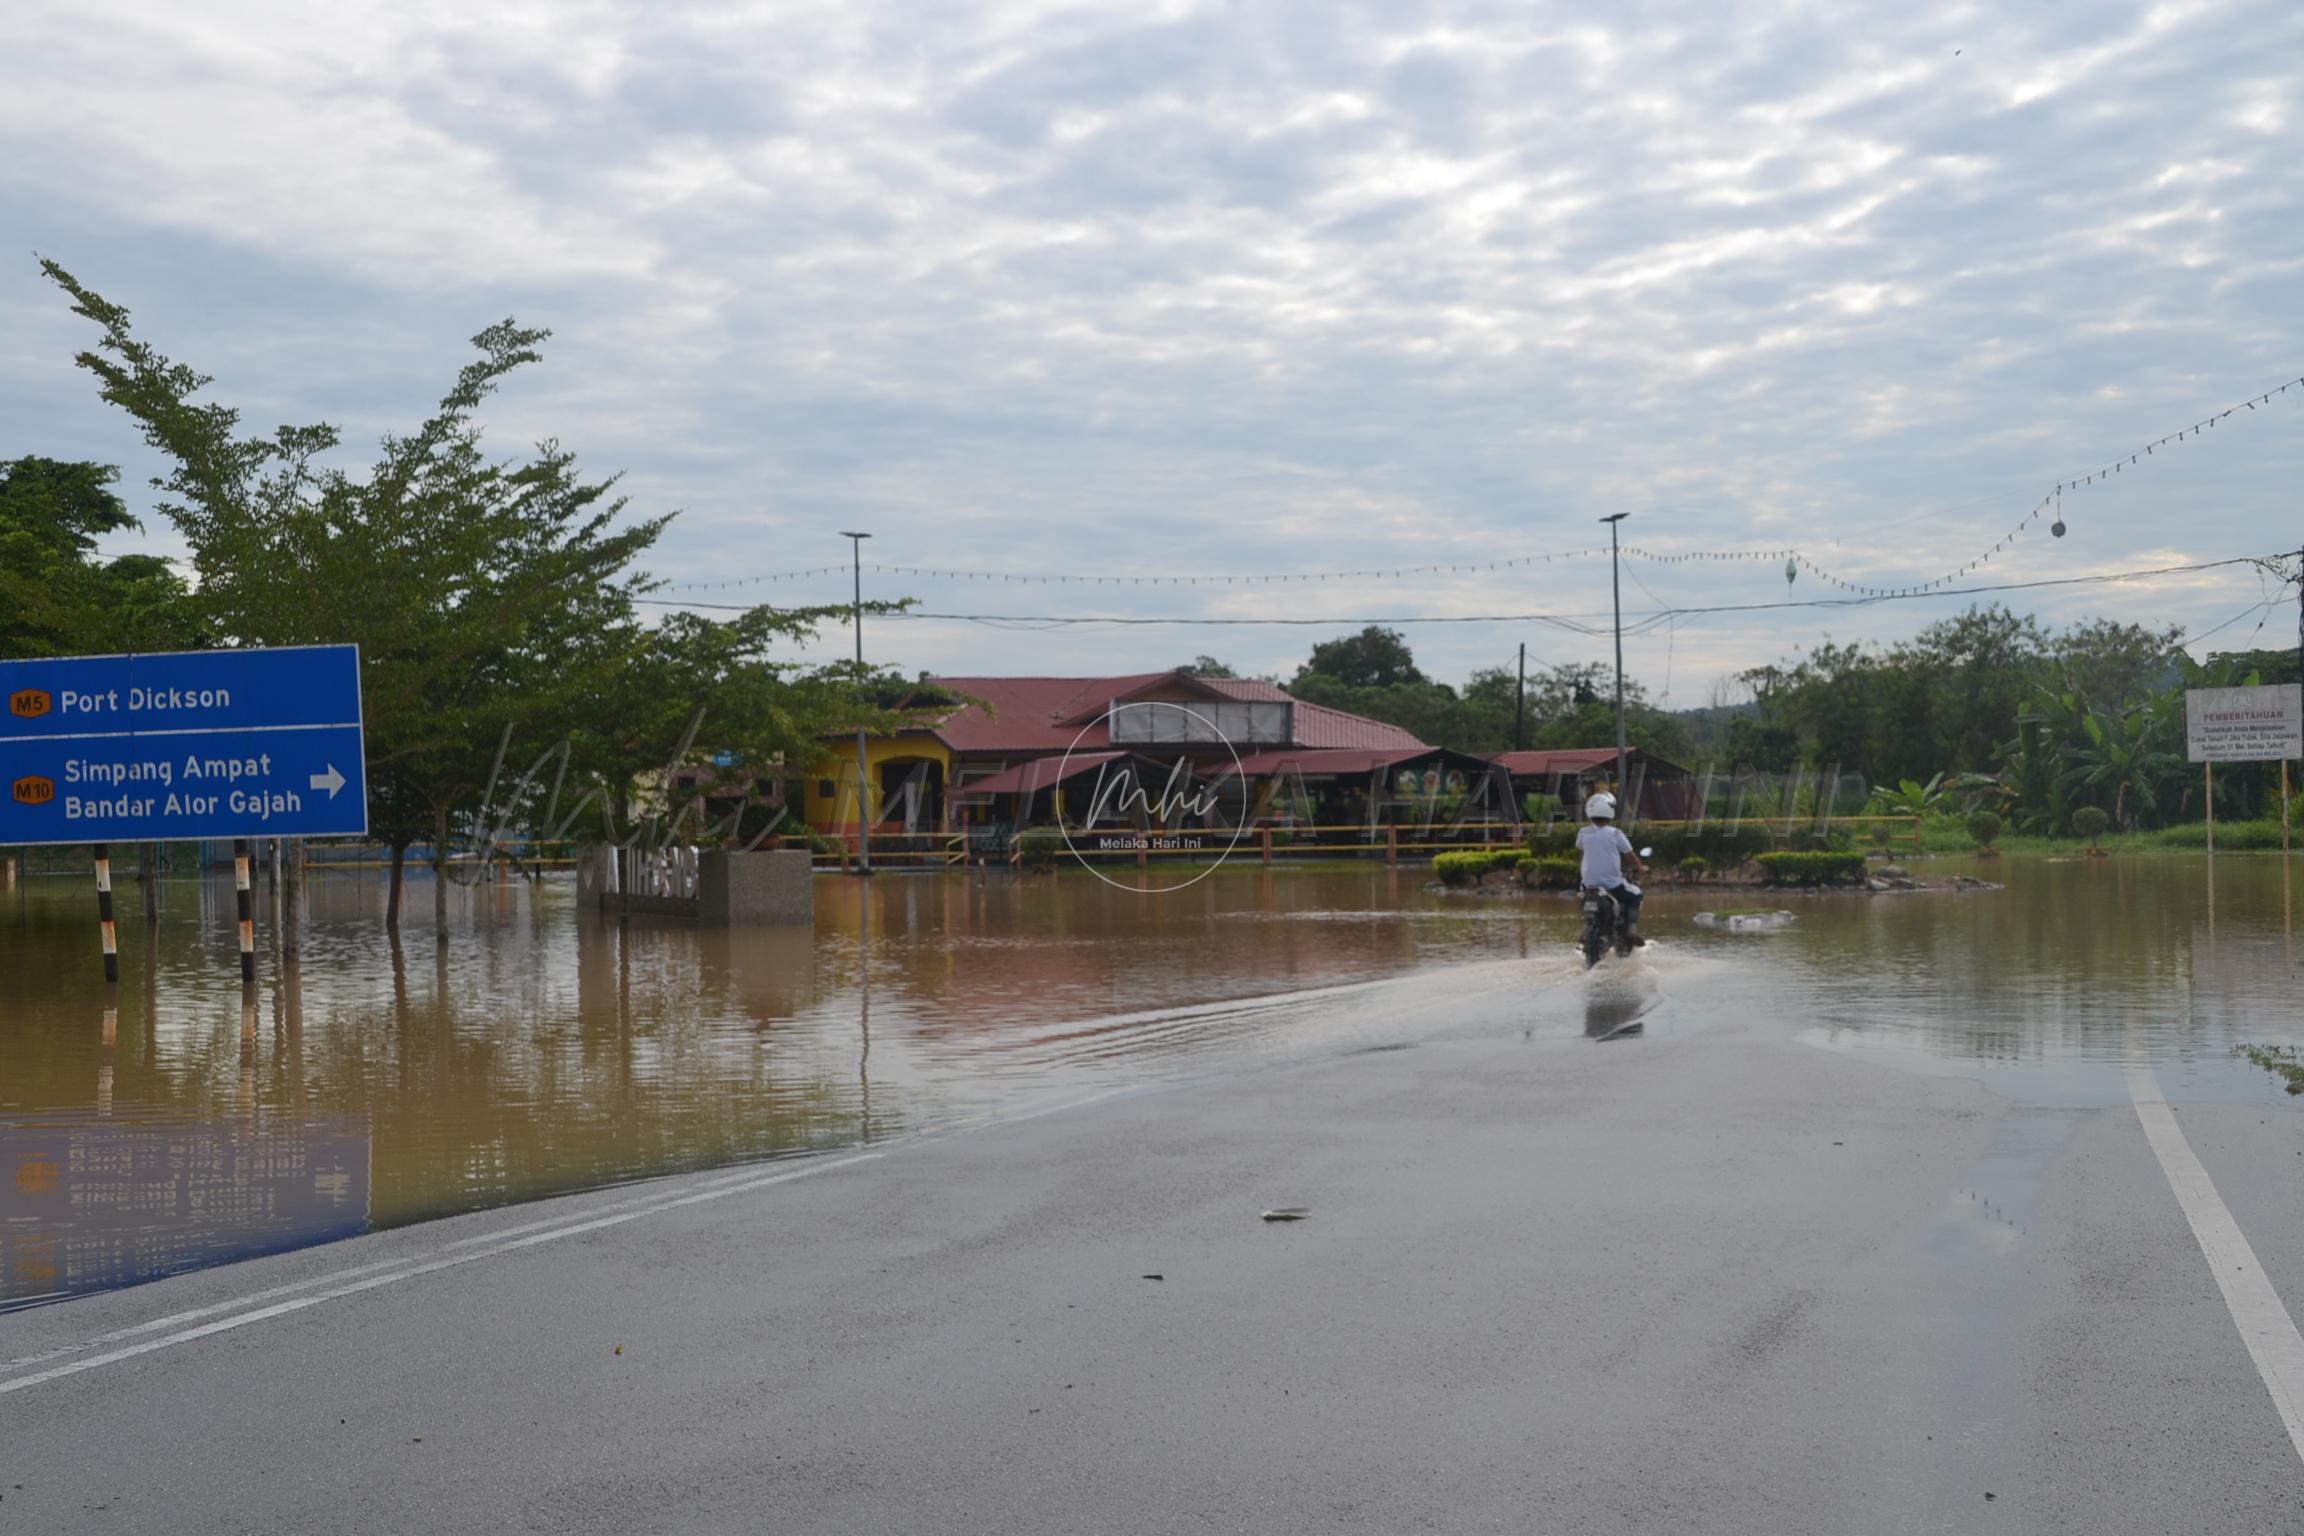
1865 772 1950 820
2059 699 2185 829
1995 691 2081 833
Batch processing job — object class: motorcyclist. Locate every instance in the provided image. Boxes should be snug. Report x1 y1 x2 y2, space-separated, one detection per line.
1576 791 1646 945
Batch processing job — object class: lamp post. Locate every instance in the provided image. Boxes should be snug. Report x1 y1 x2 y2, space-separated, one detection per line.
1599 513 1629 818
841 531 873 876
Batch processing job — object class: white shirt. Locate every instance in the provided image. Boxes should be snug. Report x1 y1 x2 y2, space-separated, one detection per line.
1576 824 1635 888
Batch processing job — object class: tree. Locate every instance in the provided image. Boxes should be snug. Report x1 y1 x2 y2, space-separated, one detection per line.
1285 671 1467 748
1520 662 1692 762
0 456 202 658
1904 606 2047 774
539 605 923 844
2049 618 2182 711
46 262 879 930
1295 626 1424 690
1179 655 1238 679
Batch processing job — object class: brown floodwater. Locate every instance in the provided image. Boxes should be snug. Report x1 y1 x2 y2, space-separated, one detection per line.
3 854 2299 1310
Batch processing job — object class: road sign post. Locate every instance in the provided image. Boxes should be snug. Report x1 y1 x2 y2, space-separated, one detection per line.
1 645 367 979
2185 683 2304 859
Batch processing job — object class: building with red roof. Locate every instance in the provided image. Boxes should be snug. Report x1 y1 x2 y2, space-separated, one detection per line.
801 668 1427 837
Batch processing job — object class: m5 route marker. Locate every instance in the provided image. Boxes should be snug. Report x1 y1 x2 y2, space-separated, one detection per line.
0 645 367 979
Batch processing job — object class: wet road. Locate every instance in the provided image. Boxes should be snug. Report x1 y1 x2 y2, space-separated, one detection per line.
7 939 2304 1532
7 855 2300 1311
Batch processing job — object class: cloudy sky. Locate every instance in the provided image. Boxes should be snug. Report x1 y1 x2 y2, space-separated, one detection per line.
4 0 2300 702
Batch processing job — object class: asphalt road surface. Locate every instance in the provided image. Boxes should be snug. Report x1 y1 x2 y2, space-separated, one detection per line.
6 956 2304 1533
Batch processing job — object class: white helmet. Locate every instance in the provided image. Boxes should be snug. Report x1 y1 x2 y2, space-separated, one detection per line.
1585 792 1617 820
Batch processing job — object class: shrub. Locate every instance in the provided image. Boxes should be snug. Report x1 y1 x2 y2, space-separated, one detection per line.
1868 822 1893 847
1436 849 1520 885
1965 811 2002 851
1642 823 1777 867
1677 855 1709 879
1521 854 1580 889
1016 827 1064 868
1527 825 1578 859
1754 851 1867 887
1435 851 1485 886
2071 807 2110 849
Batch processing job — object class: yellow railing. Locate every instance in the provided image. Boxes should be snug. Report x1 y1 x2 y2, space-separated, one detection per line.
807 813 1930 870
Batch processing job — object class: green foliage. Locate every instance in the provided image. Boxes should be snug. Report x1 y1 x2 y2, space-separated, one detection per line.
1016 827 1064 867
39 261 917 918
2236 1045 2304 1096
1289 632 1690 758
1867 773 1950 819
0 456 204 658
1965 810 2002 848
2148 819 2291 852
1436 848 1521 885
1732 606 2191 787
1522 854 1580 889
1296 626 1425 690
1641 823 1776 867
2070 806 2110 848
1754 851 1867 886
1677 855 1709 878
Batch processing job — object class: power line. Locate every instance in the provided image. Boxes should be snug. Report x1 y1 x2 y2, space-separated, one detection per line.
637 552 2283 627
658 374 2301 599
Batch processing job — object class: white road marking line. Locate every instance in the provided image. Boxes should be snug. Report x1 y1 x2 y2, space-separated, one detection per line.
0 1152 880 1397
2128 1066 2304 1465
438 1160 798 1250
0 1256 419 1373
5 1160 808 1367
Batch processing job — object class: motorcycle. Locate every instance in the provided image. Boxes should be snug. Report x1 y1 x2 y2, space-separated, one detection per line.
1579 848 1652 970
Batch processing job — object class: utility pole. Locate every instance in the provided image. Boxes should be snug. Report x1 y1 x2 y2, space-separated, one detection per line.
1514 642 1526 753
1600 513 1630 817
841 531 874 876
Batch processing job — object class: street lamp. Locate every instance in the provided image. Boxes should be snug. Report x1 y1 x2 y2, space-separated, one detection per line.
1599 513 1629 818
841 531 873 876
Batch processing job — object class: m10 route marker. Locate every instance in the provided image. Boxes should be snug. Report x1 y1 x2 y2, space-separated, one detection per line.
0 645 367 847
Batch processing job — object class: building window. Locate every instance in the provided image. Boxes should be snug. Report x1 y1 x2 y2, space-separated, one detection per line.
817 779 835 798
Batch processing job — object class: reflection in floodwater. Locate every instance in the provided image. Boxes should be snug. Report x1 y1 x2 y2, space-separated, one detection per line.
0 1107 369 1313
4 854 2304 1306
1584 976 1658 1040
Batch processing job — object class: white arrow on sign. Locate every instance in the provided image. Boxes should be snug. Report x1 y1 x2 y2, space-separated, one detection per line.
309 764 346 798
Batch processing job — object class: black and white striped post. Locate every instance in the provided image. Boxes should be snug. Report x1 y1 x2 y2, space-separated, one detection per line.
233 837 256 984
93 842 118 984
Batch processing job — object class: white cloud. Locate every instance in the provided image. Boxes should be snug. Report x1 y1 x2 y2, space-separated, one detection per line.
1 0 2299 695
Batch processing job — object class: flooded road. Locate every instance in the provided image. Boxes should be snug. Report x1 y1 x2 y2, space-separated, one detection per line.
3 854 2299 1309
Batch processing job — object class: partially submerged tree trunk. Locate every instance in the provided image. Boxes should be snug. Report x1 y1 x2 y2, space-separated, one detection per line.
386 840 407 929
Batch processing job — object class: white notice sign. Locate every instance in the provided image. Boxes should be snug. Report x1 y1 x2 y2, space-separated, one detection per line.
2185 683 2304 764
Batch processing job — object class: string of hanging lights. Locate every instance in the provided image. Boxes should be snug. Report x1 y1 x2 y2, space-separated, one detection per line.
659 376 2299 599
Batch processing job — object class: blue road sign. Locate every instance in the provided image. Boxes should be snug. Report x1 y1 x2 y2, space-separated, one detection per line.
0 645 366 846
